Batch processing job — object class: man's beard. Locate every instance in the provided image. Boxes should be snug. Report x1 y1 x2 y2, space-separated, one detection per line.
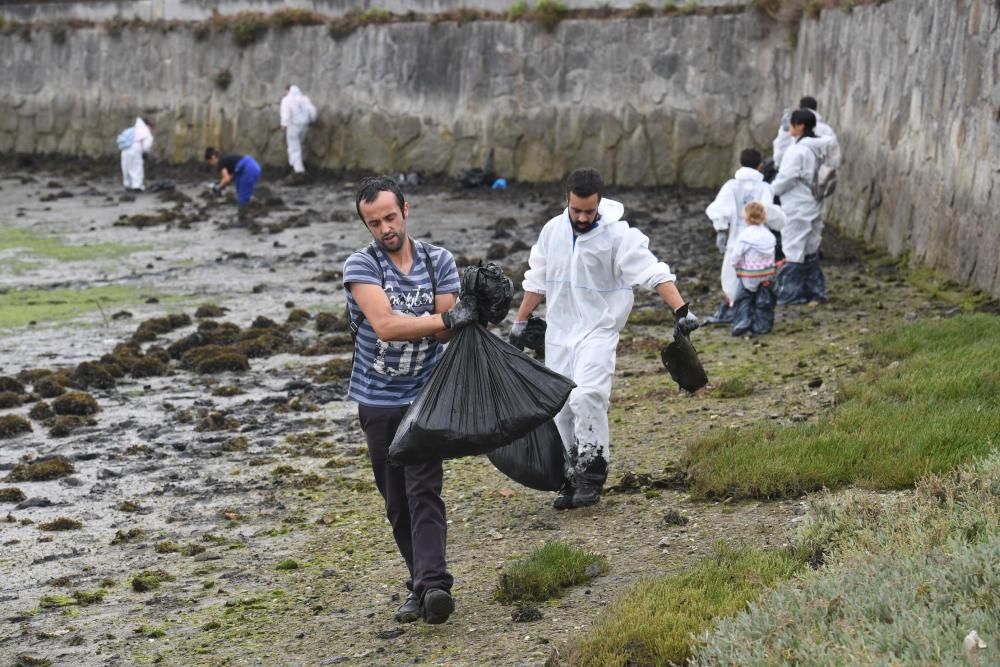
379 231 405 252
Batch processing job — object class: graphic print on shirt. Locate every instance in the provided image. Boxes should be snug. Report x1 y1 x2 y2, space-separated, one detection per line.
371 285 434 377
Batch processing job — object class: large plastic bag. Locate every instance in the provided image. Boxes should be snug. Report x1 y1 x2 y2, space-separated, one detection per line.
388 324 575 465
487 420 564 491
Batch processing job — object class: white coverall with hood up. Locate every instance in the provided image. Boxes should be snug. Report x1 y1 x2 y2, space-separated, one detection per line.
771 135 835 263
705 167 786 304
280 86 317 173
522 198 676 478
121 117 153 191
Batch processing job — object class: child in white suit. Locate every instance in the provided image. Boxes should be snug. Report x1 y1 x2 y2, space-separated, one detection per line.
729 202 777 336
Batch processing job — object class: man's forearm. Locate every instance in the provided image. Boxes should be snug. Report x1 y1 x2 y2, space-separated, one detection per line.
655 281 686 312
372 313 448 342
516 291 544 321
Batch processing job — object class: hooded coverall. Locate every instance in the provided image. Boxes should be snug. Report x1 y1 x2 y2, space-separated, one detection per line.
522 199 676 482
705 167 785 305
121 117 153 191
280 86 317 174
772 135 835 304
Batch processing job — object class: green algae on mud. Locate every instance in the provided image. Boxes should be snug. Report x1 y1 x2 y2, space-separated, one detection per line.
0 285 150 329
0 226 143 262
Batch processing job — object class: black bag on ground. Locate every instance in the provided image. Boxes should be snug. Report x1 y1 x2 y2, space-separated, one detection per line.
487 420 564 492
388 324 575 466
660 326 709 393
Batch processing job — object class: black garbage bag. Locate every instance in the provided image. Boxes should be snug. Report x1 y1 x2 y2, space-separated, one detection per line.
660 326 708 392
487 420 564 492
520 316 546 353
461 262 513 325
388 324 575 465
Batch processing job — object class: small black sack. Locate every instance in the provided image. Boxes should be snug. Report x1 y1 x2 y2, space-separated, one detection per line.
660 327 709 393
487 420 564 492
461 262 513 325
388 324 575 466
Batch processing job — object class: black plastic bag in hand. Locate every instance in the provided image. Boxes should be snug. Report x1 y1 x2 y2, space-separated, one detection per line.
461 262 513 325
487 420 564 491
660 326 708 393
388 324 575 466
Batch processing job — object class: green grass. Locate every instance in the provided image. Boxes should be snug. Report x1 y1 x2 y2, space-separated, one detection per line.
684 314 1000 499
0 227 140 261
0 285 146 329
693 451 1000 665
571 543 805 666
495 542 607 603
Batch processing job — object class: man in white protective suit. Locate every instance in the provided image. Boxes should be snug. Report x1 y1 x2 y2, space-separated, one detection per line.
704 147 785 324
772 110 836 305
510 168 700 510
280 85 317 176
120 117 154 192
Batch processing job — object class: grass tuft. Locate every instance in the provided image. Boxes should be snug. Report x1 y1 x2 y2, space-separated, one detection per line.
570 543 805 666
495 542 607 603
684 315 1000 499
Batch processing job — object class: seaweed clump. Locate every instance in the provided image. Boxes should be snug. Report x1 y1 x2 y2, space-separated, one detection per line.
52 391 99 416
0 415 32 438
5 456 75 481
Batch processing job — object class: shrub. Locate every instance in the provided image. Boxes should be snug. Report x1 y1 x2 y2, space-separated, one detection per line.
508 0 529 20
533 0 568 31
630 1 656 17
270 8 325 28
496 542 607 603
230 12 269 47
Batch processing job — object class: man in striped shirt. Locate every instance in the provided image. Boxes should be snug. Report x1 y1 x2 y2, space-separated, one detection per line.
343 176 477 625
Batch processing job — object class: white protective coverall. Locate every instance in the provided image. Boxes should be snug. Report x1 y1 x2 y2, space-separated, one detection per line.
705 167 786 303
120 117 153 190
771 136 835 263
280 86 317 173
522 198 676 475
773 109 841 175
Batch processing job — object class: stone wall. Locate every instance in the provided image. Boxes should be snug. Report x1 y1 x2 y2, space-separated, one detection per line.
792 0 1000 298
0 12 789 188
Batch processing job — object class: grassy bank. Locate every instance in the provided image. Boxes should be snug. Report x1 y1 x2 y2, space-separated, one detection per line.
0 227 140 262
684 314 1000 499
569 544 805 666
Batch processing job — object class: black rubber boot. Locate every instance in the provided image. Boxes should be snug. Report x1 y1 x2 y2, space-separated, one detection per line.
776 262 809 305
803 253 827 302
552 479 576 510
570 457 607 509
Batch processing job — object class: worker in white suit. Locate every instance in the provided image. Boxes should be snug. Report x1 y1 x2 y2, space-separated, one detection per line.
510 168 700 510
120 117 154 192
280 85 317 175
704 147 785 323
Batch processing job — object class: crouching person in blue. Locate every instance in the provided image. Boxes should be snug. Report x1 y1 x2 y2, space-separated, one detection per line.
729 202 778 336
204 147 261 225
344 176 478 625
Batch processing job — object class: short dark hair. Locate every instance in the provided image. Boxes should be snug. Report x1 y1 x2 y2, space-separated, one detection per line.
799 96 818 111
790 109 817 138
355 176 406 222
204 146 219 161
739 148 763 169
565 168 603 199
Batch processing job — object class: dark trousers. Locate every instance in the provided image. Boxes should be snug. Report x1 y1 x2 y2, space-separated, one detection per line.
358 404 453 599
776 254 826 305
732 282 776 336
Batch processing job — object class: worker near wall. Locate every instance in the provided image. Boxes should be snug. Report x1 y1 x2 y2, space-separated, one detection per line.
280 85 317 178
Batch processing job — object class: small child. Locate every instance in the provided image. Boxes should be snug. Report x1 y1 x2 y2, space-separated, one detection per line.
729 202 777 336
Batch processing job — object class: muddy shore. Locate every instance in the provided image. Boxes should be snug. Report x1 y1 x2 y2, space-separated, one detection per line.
0 160 976 666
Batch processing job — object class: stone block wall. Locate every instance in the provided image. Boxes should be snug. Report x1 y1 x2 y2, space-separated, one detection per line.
0 12 789 189
792 0 1000 298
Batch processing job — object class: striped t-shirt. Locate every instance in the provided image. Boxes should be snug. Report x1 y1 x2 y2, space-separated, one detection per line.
343 239 460 407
